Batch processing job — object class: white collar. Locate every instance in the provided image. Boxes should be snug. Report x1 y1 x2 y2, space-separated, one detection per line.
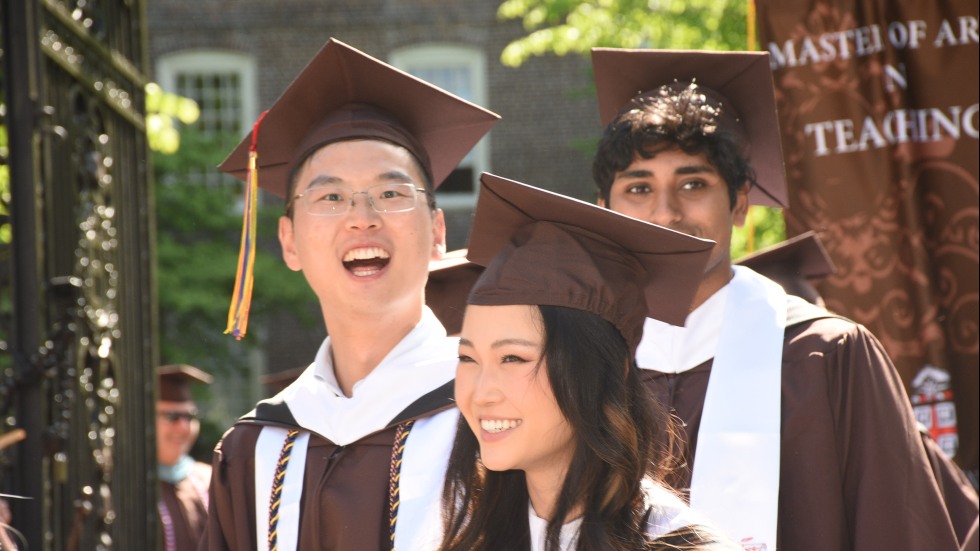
525 483 708 550
273 307 457 445
528 502 581 551
636 279 730 373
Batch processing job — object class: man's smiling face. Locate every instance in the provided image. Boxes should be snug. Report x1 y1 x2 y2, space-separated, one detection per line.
279 139 445 317
604 147 748 302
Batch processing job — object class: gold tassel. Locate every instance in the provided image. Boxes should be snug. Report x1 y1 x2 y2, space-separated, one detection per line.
225 111 267 339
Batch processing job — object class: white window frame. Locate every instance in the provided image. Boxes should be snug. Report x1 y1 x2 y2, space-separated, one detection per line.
156 50 258 137
389 44 489 210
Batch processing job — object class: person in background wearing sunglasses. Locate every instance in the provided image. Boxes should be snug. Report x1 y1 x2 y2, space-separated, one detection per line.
156 364 213 551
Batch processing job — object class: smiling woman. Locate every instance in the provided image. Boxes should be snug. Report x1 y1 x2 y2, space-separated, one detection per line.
456 304 575 496
440 174 739 551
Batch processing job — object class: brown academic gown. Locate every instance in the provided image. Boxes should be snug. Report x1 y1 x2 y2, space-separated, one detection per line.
159 461 211 551
962 517 979 551
640 298 963 551
921 427 980 544
200 381 454 551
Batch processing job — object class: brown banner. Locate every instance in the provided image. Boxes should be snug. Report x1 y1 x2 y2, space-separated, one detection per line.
754 0 979 474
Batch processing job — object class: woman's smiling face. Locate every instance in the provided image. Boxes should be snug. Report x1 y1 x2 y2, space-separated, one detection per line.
455 304 574 479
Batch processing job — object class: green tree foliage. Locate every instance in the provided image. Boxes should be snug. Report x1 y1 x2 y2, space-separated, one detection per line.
145 82 200 154
146 85 316 367
732 202 786 258
152 129 316 366
153 127 318 453
497 0 785 257
499 0 752 66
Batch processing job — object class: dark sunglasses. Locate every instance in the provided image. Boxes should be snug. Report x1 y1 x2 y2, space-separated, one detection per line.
157 411 198 423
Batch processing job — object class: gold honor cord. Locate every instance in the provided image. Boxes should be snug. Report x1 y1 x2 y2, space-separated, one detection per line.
268 429 301 551
388 421 417 550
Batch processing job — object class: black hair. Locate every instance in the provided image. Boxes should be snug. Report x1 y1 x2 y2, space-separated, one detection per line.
592 88 757 210
440 305 683 551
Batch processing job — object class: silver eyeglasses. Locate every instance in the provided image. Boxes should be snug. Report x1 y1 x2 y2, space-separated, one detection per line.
291 182 427 216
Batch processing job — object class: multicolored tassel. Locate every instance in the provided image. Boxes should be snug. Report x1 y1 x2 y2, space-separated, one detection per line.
225 111 267 339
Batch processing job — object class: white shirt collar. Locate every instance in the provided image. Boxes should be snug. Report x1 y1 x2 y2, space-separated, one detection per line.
274 307 458 445
528 502 581 551
312 338 343 397
525 483 708 550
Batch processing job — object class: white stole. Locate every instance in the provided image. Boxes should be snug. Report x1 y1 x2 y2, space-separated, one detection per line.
255 427 310 551
689 266 786 549
393 408 458 551
248 307 458 550
253 410 457 551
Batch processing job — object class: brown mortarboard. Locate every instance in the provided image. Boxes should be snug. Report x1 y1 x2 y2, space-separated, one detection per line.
736 231 835 305
466 173 714 352
218 38 500 340
426 249 484 336
591 48 788 208
736 231 834 280
219 37 500 197
157 364 213 403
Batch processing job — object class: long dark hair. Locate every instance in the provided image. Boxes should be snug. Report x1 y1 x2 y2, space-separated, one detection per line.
440 305 683 551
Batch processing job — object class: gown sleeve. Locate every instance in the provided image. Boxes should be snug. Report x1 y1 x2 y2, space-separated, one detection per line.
198 425 259 551
823 322 960 551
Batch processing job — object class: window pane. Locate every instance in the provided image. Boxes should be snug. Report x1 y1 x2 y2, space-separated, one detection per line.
175 71 243 136
410 66 473 101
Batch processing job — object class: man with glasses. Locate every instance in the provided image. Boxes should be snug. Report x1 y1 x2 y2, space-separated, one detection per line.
200 38 498 550
156 363 212 551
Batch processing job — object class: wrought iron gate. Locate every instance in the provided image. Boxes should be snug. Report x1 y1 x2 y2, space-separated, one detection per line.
1 0 157 549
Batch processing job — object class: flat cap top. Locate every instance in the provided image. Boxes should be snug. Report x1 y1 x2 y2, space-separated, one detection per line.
466 173 714 352
220 38 500 198
736 231 835 280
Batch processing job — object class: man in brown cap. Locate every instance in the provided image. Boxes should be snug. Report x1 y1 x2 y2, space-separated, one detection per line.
156 364 212 551
590 48 962 550
200 38 498 550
